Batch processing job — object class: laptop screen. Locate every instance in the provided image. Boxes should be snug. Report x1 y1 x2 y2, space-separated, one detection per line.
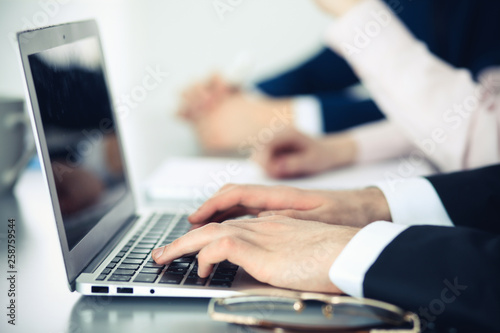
28 37 127 251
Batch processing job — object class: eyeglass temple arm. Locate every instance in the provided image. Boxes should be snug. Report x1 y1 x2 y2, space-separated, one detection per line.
370 312 421 333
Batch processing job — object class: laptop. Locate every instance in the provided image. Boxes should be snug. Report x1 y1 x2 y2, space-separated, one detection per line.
16 19 279 297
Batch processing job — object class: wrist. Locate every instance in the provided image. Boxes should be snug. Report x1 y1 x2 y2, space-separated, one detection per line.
358 187 392 223
321 133 357 169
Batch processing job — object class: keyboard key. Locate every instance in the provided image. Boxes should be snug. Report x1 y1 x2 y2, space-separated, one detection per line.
144 262 165 268
209 280 232 288
118 264 141 270
130 248 152 254
134 244 155 249
138 241 157 245
214 269 237 276
126 253 148 260
148 227 165 232
159 273 183 285
218 261 238 270
172 257 194 263
140 268 163 274
188 270 200 278
121 246 131 252
101 268 112 275
134 274 158 283
184 277 207 286
148 229 165 234
141 237 160 242
110 257 121 263
113 269 136 276
96 274 107 281
108 275 132 282
211 274 234 282
168 262 190 268
106 263 116 269
122 259 144 265
116 251 127 258
166 266 188 274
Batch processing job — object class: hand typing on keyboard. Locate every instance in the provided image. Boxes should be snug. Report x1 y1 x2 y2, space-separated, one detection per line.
150 184 384 294
152 215 358 293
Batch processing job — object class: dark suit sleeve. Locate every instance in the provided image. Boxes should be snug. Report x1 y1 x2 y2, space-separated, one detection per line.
425 164 500 234
364 225 500 332
256 48 359 97
256 47 386 133
318 95 384 132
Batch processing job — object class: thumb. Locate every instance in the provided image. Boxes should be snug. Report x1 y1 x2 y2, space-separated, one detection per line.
272 152 312 178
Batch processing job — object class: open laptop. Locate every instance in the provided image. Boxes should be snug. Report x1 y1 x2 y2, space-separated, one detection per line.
16 19 278 297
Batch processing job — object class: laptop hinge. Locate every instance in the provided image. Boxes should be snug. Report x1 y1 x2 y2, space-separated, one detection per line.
83 215 139 274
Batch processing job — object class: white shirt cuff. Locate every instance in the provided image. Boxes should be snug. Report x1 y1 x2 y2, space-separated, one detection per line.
376 177 454 227
291 96 324 137
330 221 408 297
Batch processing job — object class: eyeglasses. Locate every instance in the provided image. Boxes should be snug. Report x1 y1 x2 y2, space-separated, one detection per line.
208 292 420 332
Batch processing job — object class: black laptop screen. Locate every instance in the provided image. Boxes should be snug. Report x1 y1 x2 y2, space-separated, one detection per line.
28 37 127 250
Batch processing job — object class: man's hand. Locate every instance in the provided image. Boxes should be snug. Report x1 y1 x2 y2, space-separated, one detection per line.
187 92 294 153
177 73 296 153
188 184 391 228
253 129 357 179
177 73 234 122
153 216 360 293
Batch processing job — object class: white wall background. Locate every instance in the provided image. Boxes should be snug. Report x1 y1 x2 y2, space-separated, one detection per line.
0 0 331 188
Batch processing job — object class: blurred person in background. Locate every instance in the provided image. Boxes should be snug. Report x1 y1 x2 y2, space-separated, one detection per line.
178 0 500 179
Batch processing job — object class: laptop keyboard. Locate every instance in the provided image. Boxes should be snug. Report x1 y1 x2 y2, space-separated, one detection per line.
95 213 239 288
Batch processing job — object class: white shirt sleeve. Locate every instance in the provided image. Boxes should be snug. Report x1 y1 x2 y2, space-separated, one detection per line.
329 177 454 296
375 177 454 227
329 221 408 297
291 96 324 137
324 0 500 172
350 120 414 163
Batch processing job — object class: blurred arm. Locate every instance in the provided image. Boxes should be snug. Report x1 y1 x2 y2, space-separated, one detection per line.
257 47 360 96
325 0 500 171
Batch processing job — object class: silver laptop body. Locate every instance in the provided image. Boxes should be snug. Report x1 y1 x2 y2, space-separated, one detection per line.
17 20 279 298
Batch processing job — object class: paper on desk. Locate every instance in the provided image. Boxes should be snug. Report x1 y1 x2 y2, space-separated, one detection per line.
143 156 435 203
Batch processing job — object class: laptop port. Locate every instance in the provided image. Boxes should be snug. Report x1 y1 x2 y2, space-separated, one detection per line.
91 286 109 293
117 287 133 294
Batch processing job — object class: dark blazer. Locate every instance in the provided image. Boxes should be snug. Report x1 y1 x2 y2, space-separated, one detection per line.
257 0 500 133
364 164 500 332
